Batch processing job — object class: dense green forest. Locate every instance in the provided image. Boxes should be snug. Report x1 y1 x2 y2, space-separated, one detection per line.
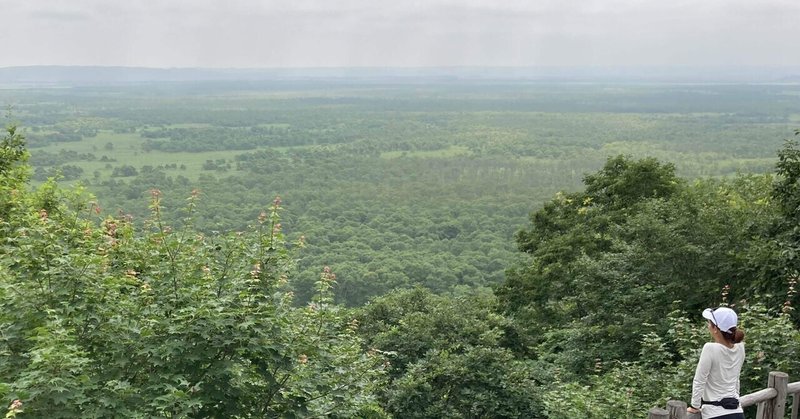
1 82 800 417
3 82 799 305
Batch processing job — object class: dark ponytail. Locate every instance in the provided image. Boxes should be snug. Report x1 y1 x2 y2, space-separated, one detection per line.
721 327 745 344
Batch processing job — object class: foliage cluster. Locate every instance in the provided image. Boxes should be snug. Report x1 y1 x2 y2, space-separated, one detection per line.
492 134 800 417
357 288 542 418
497 153 789 372
0 127 388 417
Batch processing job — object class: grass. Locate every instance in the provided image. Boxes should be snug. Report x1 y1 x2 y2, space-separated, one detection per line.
380 146 473 159
29 126 333 183
33 130 250 180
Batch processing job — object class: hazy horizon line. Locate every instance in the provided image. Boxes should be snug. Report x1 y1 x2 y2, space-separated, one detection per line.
2 65 799 86
4 64 800 70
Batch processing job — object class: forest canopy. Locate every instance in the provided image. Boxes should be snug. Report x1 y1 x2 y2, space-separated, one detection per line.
1 81 800 417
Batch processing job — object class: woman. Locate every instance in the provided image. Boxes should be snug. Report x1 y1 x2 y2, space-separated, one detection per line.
687 307 745 418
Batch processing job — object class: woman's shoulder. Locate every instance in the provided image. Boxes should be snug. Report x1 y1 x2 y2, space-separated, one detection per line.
700 342 719 356
702 341 743 352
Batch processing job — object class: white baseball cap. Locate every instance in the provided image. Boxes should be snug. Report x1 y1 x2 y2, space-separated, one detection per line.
702 307 737 333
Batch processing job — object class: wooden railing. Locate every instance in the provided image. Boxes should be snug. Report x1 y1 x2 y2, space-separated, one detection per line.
648 371 800 419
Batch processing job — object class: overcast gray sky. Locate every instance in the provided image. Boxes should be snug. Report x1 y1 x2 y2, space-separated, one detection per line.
1 0 798 68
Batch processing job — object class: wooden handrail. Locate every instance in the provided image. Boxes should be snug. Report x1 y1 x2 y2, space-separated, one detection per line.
650 371 800 419
741 388 778 407
789 382 800 394
790 382 800 419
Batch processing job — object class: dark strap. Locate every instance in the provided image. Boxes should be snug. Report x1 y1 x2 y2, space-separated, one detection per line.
701 398 739 409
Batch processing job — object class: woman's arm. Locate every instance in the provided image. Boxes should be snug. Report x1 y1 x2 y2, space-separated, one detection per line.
736 344 744 395
691 343 712 409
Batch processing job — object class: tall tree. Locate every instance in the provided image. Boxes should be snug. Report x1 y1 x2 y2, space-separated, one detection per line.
497 155 775 373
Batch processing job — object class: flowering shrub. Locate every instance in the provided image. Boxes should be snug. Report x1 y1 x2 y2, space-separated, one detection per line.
0 126 387 417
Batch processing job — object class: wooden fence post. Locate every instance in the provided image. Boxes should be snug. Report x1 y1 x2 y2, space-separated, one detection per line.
763 371 789 419
666 400 687 419
648 407 669 419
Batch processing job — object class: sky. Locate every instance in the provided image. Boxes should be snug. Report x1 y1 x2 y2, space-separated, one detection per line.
1 0 799 68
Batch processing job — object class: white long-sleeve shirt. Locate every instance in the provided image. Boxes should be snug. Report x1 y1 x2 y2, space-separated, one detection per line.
691 342 745 418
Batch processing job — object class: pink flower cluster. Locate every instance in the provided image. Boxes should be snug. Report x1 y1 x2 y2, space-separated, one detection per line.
7 399 22 415
721 284 730 305
784 274 797 314
250 263 261 279
321 266 336 282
